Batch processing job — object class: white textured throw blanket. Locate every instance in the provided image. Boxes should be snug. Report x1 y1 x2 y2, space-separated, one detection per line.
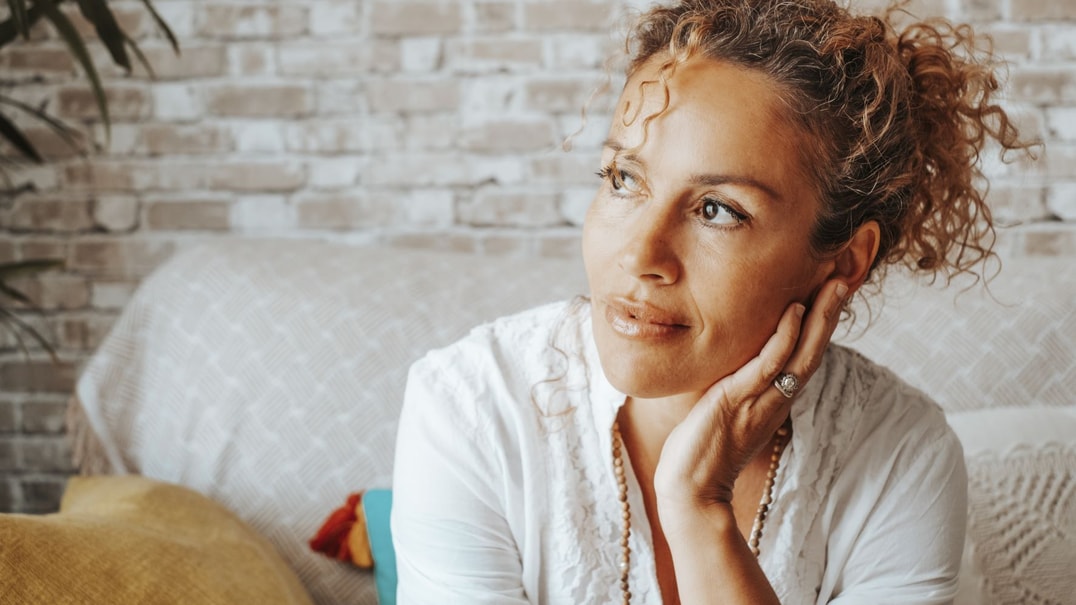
71 241 586 605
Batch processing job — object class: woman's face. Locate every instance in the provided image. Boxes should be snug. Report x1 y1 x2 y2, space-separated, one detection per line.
583 56 834 400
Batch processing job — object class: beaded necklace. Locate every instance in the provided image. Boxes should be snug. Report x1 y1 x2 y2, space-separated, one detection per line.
610 420 790 603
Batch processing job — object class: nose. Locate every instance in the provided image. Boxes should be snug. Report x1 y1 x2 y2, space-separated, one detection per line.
617 202 681 285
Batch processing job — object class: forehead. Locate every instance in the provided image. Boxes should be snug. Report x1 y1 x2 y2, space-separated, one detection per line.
608 56 814 201
616 56 789 137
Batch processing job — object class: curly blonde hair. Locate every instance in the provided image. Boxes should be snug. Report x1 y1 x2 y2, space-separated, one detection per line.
624 0 1037 284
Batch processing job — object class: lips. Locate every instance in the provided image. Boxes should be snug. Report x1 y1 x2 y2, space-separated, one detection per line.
603 297 691 339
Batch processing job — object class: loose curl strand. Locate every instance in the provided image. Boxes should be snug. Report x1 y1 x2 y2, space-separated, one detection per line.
622 0 1038 286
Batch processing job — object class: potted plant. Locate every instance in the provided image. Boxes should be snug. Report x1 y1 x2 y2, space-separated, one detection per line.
1 0 177 359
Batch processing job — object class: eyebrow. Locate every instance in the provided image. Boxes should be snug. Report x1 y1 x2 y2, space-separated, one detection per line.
602 139 784 203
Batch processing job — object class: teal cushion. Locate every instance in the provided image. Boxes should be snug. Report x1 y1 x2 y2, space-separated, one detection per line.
363 490 396 605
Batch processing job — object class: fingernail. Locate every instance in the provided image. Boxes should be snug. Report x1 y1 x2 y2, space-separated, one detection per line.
835 282 849 299
794 303 806 318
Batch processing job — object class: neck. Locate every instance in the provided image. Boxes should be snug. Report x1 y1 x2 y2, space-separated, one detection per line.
621 390 704 443
616 393 699 490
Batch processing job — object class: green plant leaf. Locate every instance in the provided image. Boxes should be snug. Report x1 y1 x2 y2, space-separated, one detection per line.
0 17 17 46
0 257 63 363
38 0 111 140
0 95 86 153
0 109 44 162
0 258 65 280
125 33 154 78
0 280 34 306
138 0 177 54
140 0 178 54
0 310 34 359
0 305 59 364
0 0 45 46
7 0 31 38
76 0 131 72
0 258 65 273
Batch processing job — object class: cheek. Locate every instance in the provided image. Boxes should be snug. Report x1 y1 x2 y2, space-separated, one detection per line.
581 206 596 278
690 251 816 352
694 266 781 342
581 198 613 277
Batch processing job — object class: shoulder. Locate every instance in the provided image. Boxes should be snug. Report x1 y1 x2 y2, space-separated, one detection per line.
823 344 955 448
819 344 965 507
414 299 584 384
812 347 966 601
811 344 964 501
405 299 587 426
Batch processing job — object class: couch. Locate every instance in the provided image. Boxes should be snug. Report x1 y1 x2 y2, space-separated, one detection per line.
26 240 1076 603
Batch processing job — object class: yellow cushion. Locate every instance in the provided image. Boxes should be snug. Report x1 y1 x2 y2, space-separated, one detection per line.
0 475 314 605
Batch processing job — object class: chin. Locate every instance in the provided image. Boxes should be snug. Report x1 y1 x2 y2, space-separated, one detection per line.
599 354 695 400
609 376 670 399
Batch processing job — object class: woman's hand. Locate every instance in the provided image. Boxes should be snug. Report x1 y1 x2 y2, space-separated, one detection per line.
653 278 849 522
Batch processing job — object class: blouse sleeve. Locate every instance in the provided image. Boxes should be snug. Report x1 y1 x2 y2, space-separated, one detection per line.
822 400 968 605
391 350 530 605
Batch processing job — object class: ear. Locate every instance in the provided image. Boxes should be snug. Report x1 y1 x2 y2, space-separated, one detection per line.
829 220 880 294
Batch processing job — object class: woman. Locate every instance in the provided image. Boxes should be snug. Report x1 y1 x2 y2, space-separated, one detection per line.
392 0 1031 603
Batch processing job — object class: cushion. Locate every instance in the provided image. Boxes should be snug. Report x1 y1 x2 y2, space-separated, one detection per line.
309 489 396 604
0 475 313 605
72 240 588 605
947 406 1076 605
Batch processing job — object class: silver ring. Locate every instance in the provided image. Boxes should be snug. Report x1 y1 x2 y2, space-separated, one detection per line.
773 372 800 398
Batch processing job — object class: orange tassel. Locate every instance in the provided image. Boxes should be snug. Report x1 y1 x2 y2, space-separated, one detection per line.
309 491 374 568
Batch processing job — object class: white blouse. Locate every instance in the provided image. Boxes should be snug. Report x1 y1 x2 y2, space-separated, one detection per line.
391 301 966 604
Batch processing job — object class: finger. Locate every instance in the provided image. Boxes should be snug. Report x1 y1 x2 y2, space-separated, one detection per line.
721 300 806 401
783 279 848 381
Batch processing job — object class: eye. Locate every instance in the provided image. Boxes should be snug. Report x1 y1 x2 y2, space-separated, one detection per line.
597 165 641 195
701 198 747 226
